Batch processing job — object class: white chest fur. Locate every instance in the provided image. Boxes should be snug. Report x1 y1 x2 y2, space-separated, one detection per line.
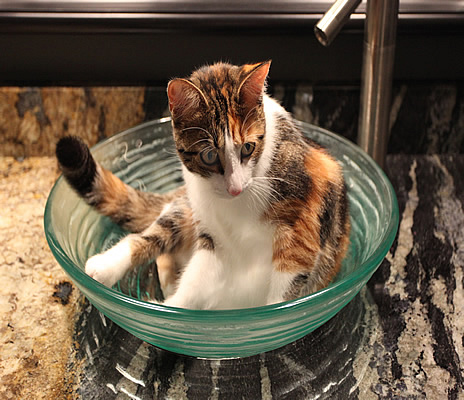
181 171 276 308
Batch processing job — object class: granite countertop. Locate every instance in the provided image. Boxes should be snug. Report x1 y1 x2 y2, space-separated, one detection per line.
0 157 80 399
0 154 463 399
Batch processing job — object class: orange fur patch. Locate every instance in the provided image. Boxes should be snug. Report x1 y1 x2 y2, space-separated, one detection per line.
272 147 343 276
228 114 242 143
97 167 129 216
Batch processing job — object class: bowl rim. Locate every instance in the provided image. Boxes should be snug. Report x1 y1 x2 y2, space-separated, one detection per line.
44 117 399 320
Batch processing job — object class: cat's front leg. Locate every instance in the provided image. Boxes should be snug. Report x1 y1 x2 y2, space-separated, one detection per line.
85 205 194 287
84 226 172 288
85 234 137 287
163 248 220 309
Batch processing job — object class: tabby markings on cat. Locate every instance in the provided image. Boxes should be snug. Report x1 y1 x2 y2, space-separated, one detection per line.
56 61 350 309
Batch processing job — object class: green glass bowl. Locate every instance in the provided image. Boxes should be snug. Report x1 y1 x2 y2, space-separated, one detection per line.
44 118 398 359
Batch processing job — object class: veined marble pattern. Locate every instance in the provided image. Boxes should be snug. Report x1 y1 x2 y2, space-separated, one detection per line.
271 83 464 155
66 155 464 399
368 155 464 399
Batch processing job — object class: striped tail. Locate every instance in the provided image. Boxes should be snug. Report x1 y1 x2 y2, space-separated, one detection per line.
56 136 181 233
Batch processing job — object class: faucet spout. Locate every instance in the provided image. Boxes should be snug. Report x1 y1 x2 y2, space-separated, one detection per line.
315 0 399 169
314 0 362 47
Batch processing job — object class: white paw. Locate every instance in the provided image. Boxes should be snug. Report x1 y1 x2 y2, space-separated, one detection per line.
85 239 133 287
85 254 120 287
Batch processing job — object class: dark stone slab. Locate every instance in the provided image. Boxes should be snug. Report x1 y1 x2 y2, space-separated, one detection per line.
69 154 464 399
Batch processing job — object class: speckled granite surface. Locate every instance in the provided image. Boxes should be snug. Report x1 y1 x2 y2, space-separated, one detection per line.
1 154 463 399
0 87 151 157
0 157 80 399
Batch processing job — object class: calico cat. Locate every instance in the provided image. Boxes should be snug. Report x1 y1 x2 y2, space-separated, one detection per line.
56 61 350 310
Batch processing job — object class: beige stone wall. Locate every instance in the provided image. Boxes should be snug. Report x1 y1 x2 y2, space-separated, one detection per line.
0 87 150 157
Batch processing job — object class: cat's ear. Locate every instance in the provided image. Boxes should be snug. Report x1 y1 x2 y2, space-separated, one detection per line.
167 78 207 117
238 61 271 111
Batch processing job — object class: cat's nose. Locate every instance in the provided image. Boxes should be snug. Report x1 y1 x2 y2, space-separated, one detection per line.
228 187 242 197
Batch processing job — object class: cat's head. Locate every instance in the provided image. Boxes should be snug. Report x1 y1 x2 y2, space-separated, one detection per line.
167 61 271 198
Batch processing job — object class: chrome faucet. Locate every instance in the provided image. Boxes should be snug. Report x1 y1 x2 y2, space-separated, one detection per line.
315 0 399 169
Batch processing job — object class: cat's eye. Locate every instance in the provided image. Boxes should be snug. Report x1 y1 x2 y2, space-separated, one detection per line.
200 148 219 165
241 142 255 158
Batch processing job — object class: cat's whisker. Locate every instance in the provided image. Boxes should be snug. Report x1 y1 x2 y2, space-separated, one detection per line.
252 177 282 198
185 138 213 151
249 180 272 206
242 117 266 138
181 126 212 136
253 175 300 190
247 191 265 214
248 184 281 223
242 105 259 128
254 188 279 213
181 126 218 142
250 179 283 217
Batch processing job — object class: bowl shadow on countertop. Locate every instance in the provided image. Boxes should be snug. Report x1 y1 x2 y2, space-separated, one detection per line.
72 285 380 400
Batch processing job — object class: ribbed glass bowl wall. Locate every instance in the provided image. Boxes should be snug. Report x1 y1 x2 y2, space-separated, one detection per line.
44 118 398 359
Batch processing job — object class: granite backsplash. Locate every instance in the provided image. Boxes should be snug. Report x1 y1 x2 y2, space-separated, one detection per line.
1 82 463 158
